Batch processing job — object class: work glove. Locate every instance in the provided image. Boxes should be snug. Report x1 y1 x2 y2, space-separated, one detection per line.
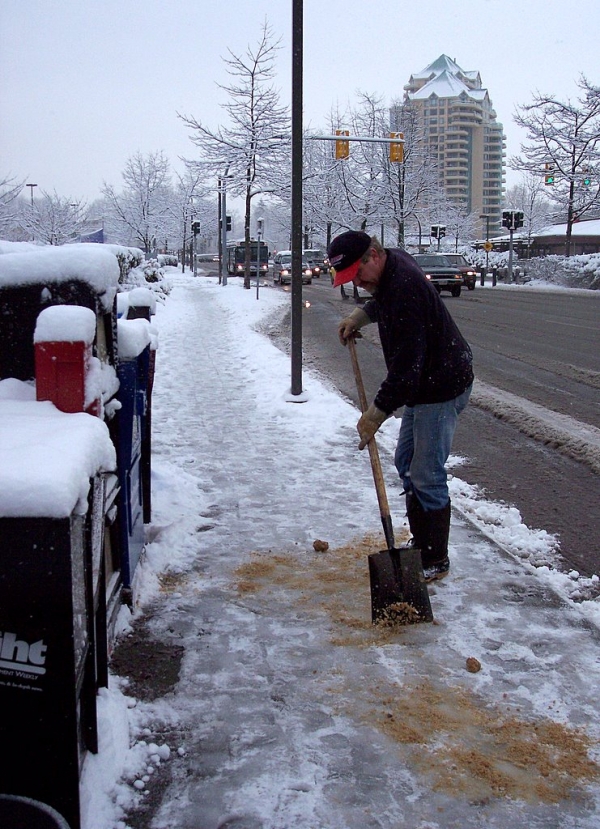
357 403 388 450
338 307 370 346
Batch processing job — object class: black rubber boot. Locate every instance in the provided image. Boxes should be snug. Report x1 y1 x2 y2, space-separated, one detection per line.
421 500 451 581
405 491 428 550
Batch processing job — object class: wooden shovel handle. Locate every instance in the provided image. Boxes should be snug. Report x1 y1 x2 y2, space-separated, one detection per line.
348 337 395 550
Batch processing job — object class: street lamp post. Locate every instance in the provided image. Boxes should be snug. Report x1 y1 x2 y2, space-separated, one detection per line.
26 183 38 240
188 197 199 278
26 183 37 207
193 215 198 278
290 0 304 398
415 216 423 252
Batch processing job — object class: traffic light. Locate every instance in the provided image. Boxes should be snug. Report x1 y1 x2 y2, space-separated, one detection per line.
583 169 591 186
192 220 200 234
544 162 555 185
438 225 446 238
335 129 350 160
513 211 524 230
226 215 232 231
431 225 438 239
502 210 512 229
389 132 404 163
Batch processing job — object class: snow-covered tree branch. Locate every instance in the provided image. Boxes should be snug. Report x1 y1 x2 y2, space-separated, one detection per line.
179 19 290 288
510 76 600 255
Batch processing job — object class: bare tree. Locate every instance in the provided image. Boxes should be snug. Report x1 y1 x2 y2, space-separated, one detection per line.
307 94 440 249
19 190 88 245
170 169 211 272
505 173 554 256
0 174 25 236
511 76 600 256
443 203 479 252
179 20 290 288
103 151 173 254
302 104 358 247
384 100 440 247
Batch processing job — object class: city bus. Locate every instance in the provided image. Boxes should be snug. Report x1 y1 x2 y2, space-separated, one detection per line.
226 240 270 275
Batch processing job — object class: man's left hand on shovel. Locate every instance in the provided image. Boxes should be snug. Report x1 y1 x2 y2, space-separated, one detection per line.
357 404 388 450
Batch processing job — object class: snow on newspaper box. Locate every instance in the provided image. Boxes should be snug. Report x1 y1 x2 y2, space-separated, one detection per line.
0 244 156 829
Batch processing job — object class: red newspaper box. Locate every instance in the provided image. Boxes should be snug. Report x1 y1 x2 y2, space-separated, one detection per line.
34 306 100 415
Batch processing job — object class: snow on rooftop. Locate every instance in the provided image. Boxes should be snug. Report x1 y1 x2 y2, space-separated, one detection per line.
495 218 600 243
409 69 487 101
536 218 600 237
0 243 120 311
407 54 487 102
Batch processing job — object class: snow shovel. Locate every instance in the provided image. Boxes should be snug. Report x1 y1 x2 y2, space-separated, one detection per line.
348 337 433 624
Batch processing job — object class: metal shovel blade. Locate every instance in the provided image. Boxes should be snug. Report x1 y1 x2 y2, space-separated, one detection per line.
368 546 433 624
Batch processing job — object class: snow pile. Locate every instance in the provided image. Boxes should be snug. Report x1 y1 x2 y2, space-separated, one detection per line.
117 318 157 359
0 243 121 311
118 258 172 301
34 305 97 344
0 389 116 517
524 253 600 289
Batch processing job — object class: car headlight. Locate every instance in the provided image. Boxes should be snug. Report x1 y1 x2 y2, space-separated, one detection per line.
425 274 432 279
281 268 290 276
236 264 243 271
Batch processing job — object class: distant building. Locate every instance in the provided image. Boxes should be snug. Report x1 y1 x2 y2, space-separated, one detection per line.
78 228 105 244
486 217 600 257
392 55 506 237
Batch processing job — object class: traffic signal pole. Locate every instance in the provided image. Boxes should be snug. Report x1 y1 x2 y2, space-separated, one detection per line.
501 210 523 283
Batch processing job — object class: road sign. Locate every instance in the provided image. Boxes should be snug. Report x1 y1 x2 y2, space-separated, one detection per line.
483 241 493 252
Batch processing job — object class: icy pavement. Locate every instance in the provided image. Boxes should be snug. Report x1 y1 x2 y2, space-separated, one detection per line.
83 274 600 829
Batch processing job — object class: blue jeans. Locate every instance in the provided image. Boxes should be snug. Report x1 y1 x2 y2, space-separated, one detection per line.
394 385 472 512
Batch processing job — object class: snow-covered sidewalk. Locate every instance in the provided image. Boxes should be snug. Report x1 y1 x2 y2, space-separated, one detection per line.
82 273 600 829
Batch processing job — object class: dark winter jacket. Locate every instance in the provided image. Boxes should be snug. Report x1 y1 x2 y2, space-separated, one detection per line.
363 248 474 414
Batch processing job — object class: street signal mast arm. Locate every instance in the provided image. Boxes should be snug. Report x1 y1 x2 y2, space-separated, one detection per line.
310 132 405 162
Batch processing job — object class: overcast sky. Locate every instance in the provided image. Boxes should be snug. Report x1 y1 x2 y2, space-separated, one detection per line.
1 0 599 205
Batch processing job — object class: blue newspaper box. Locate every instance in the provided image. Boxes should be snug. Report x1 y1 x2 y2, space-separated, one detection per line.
115 351 147 592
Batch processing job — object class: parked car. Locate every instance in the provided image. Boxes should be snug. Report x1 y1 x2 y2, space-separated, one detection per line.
444 253 478 290
302 249 327 278
272 251 313 285
413 254 463 297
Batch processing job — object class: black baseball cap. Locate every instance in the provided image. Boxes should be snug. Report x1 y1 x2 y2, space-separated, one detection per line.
327 231 371 286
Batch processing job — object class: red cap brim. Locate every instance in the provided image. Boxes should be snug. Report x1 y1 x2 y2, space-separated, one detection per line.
332 258 361 287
